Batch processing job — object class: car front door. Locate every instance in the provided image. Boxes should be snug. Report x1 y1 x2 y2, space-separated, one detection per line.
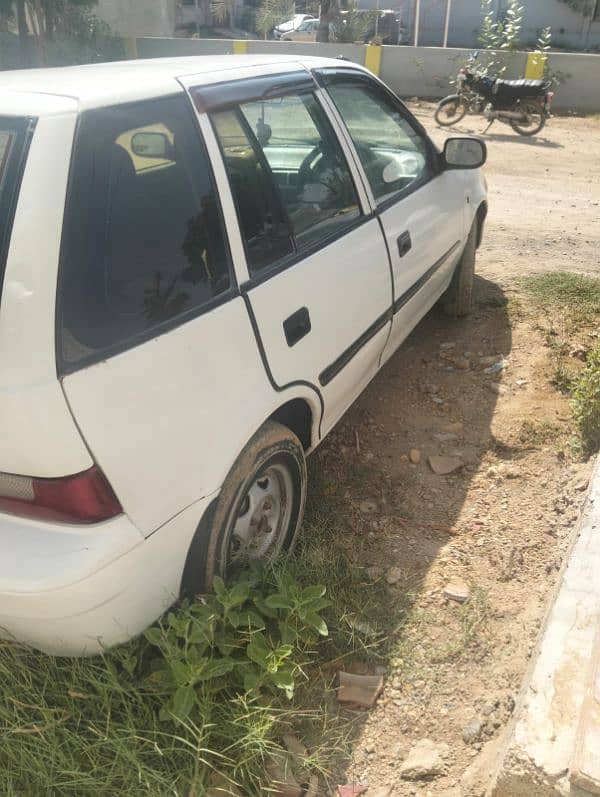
318 69 466 364
188 72 393 435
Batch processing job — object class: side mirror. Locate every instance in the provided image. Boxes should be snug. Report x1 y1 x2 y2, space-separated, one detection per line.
131 131 171 159
443 137 487 170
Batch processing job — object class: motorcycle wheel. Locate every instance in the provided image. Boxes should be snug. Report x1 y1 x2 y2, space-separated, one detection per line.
434 96 468 127
509 100 546 136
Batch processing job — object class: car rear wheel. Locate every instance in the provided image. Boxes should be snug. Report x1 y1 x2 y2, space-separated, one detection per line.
441 221 477 317
191 421 307 592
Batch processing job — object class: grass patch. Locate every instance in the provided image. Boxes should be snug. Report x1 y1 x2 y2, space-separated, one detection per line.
520 272 600 456
518 418 561 446
431 586 491 663
520 272 600 315
0 457 397 796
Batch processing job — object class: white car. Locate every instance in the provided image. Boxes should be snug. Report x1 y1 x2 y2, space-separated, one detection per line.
281 18 320 41
273 13 314 39
0 55 487 655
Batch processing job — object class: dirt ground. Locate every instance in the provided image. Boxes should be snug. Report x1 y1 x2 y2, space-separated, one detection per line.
315 109 600 795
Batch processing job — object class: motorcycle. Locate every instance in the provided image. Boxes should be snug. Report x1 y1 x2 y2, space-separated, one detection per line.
435 51 554 137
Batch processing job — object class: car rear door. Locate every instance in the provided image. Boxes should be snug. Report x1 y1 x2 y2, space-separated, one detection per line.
186 70 393 434
317 69 466 364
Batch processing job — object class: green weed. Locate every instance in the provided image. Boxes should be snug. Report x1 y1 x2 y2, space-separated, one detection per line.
572 342 600 456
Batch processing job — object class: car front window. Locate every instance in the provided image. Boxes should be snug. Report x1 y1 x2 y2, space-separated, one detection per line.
326 80 434 205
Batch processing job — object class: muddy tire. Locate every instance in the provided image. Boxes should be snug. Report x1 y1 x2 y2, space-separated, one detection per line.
190 421 307 592
435 96 468 127
509 101 546 137
442 222 477 317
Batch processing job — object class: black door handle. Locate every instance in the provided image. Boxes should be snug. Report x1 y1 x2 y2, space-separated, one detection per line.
397 231 412 258
283 307 311 347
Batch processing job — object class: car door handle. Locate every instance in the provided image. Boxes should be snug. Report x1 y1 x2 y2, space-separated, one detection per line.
283 307 311 347
397 231 412 258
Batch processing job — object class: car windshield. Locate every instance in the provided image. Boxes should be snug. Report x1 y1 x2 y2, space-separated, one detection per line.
297 19 313 30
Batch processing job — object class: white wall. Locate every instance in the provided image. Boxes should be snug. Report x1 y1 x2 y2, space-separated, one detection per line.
96 0 177 37
134 37 600 113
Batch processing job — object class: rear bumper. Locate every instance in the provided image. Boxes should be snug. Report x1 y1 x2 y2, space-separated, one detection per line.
0 493 216 655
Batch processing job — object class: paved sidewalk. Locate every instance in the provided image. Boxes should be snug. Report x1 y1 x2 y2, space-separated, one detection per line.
491 457 600 796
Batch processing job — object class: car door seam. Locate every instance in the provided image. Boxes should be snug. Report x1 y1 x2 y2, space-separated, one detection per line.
241 292 325 439
319 239 462 388
392 240 461 315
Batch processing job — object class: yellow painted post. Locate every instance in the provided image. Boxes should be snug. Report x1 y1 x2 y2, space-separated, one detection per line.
124 37 138 59
233 40 248 54
525 52 546 80
364 44 382 77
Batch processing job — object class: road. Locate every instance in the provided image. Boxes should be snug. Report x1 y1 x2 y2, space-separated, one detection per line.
413 103 600 280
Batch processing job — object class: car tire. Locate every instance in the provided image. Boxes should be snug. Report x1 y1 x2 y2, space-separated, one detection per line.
441 221 477 317
187 421 307 593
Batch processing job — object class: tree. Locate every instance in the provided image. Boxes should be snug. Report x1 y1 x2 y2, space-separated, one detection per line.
316 0 335 42
557 0 596 13
210 0 236 29
255 0 293 39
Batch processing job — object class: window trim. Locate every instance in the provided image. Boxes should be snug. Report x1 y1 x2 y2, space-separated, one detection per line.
56 93 237 377
208 83 367 289
314 67 441 213
0 116 36 304
192 71 316 115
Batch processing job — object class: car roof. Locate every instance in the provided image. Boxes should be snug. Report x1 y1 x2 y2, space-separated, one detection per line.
0 55 364 115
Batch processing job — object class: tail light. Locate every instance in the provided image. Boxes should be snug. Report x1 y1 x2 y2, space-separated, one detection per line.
0 466 122 524
546 91 555 104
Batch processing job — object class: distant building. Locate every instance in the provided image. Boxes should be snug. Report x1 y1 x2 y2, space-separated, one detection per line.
96 0 177 38
358 0 600 50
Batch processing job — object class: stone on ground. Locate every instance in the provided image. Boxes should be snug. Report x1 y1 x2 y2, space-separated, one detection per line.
429 455 463 475
399 738 449 780
337 671 384 708
444 579 471 604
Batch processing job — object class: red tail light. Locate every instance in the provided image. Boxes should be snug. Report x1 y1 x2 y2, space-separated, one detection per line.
0 466 122 524
546 91 555 103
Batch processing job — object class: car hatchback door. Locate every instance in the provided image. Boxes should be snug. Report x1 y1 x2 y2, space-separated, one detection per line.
319 69 466 363
190 72 393 434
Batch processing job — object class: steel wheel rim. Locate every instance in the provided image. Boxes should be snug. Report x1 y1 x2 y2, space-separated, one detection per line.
228 463 293 566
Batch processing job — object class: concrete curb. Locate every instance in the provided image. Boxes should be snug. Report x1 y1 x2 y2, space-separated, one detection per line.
489 455 600 796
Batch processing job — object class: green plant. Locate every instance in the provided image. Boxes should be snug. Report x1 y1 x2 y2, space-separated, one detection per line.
476 0 524 76
144 569 331 720
333 2 376 44
211 0 236 27
572 342 600 456
255 0 293 39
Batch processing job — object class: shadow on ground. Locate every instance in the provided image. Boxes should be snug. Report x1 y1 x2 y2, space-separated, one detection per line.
299 275 512 788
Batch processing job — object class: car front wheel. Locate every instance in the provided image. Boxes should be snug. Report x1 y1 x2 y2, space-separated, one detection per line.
192 421 307 592
441 220 478 317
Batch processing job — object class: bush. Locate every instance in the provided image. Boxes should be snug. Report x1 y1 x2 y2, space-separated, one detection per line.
572 342 600 456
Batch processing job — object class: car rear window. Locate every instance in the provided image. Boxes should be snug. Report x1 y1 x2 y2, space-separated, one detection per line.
0 116 32 297
57 95 232 373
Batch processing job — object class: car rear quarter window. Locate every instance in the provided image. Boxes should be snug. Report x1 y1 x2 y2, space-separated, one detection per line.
0 116 32 297
58 95 232 373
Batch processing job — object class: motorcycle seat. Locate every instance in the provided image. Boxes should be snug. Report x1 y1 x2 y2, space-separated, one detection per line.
493 79 547 97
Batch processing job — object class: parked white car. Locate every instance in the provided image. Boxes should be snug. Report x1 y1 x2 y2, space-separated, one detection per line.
273 13 314 39
281 18 320 41
0 55 487 655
